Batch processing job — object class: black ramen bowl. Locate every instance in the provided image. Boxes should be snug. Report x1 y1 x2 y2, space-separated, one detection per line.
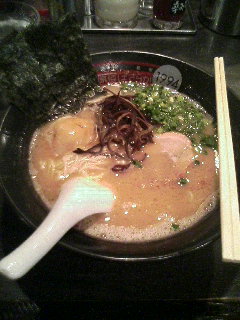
0 51 240 261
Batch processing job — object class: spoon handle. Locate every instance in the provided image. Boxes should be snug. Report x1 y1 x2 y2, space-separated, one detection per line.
0 208 74 279
0 178 114 279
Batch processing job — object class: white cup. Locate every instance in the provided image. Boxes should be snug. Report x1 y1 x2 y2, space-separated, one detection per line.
94 0 139 28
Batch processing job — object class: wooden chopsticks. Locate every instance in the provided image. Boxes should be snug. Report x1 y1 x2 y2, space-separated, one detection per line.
214 57 240 263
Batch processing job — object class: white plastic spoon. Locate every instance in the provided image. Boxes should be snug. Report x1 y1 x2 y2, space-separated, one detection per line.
0 177 114 280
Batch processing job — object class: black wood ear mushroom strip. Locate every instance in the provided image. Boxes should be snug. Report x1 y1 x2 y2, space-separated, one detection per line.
73 88 154 172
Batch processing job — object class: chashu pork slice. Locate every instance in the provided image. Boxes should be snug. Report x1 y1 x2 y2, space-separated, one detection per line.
145 132 195 175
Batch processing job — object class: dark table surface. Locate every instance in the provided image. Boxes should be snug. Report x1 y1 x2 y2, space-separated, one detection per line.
0 0 240 316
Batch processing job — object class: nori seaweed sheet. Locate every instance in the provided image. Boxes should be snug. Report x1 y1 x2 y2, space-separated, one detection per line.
0 33 57 119
0 15 98 122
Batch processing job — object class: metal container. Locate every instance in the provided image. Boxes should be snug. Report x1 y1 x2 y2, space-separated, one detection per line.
47 0 85 24
139 0 153 16
199 0 240 36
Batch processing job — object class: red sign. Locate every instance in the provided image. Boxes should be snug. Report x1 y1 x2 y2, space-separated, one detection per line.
97 70 154 86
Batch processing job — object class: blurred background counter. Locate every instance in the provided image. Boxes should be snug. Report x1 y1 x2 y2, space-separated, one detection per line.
24 0 240 98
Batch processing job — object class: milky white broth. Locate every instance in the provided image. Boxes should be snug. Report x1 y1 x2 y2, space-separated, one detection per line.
29 85 219 242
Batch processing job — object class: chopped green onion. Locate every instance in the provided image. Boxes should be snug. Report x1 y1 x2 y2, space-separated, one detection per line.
122 83 217 152
202 149 208 155
194 160 200 166
200 135 218 149
178 178 189 185
171 223 180 231
132 160 143 168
